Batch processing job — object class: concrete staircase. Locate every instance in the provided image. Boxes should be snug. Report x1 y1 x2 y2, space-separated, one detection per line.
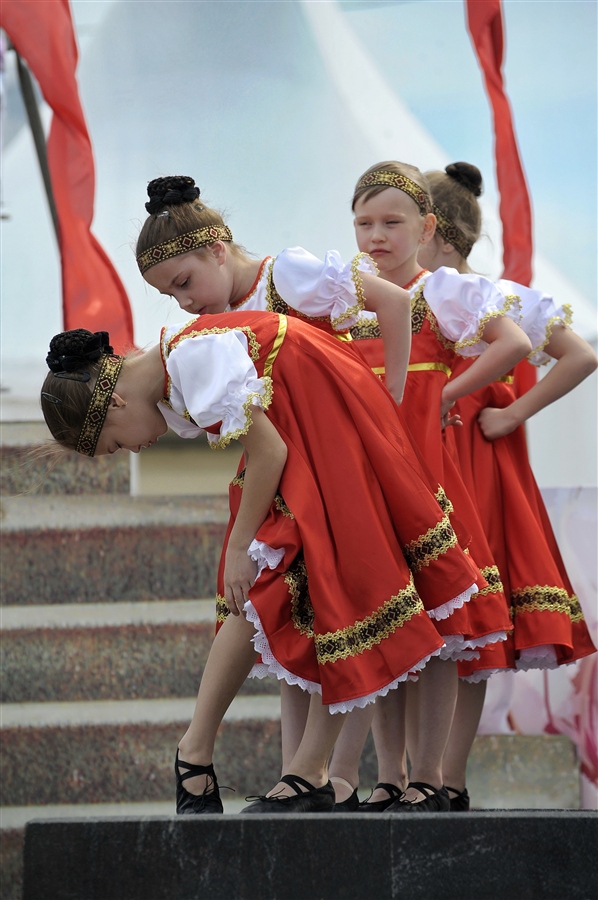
0 424 583 900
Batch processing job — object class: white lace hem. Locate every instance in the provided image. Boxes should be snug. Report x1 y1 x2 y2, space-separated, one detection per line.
427 583 478 621
244 599 442 714
460 667 505 683
247 539 285 578
516 644 559 670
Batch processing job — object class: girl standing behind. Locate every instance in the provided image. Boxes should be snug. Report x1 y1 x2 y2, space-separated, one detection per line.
417 162 596 807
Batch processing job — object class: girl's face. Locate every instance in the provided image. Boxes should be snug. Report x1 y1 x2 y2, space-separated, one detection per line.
353 188 434 281
144 245 232 316
95 394 168 456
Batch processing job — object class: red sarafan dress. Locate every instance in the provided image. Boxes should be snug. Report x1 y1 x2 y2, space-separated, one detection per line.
445 280 596 680
157 309 483 713
349 267 514 662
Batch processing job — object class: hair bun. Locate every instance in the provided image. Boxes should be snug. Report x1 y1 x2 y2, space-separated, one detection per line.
145 175 201 214
445 162 483 197
46 329 114 373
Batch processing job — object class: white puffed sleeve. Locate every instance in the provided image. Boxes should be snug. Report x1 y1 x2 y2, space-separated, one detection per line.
423 267 521 357
497 279 572 366
164 331 273 449
272 247 378 330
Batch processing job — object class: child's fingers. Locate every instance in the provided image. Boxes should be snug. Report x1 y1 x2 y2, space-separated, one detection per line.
224 584 242 616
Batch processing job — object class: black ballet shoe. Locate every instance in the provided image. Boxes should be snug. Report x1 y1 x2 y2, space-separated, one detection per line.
330 777 360 812
358 782 404 813
388 781 450 813
446 785 470 812
175 750 227 815
241 773 336 814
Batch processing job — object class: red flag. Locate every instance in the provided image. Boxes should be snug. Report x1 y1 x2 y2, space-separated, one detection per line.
466 0 535 393
1 0 135 353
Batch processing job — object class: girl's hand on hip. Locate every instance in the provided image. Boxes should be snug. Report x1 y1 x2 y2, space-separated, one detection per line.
223 547 258 616
478 406 519 441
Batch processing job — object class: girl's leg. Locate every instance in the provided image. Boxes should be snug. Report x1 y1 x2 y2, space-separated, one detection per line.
177 612 258 794
266 692 346 797
280 681 311 773
366 685 409 803
404 679 420 767
328 705 376 802
442 678 487 793
404 657 458 802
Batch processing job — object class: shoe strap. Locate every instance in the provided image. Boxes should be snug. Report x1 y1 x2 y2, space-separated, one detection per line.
374 782 403 799
445 785 466 799
330 776 355 793
279 773 317 795
406 781 442 797
175 751 215 785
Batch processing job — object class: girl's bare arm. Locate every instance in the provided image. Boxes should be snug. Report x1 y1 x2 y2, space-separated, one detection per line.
361 272 411 405
224 408 288 615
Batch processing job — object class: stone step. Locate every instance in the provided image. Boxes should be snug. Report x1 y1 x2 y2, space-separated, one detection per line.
1 600 277 702
1 421 130 496
1 494 229 605
21 812 598 900
1 694 282 806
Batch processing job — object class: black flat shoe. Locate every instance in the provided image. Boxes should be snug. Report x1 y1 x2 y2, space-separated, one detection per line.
359 782 403 813
241 773 336 814
388 781 450 813
175 750 225 815
446 785 470 811
331 777 360 812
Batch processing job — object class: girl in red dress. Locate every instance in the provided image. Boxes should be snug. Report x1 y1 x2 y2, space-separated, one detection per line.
135 176 512 812
416 161 597 809
40 252 483 814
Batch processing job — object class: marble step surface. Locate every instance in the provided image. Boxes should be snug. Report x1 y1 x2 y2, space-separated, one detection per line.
1 600 277 702
0 421 130 496
1 494 229 605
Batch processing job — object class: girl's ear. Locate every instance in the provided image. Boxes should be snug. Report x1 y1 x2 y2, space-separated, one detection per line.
108 393 127 410
419 212 437 245
210 241 228 266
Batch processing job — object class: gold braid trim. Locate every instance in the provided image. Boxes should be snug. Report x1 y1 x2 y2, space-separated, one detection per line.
529 303 573 364
286 555 314 637
316 576 424 665
432 205 473 259
356 171 432 216
208 378 274 450
230 468 294 517
166 324 261 362
137 225 233 275
451 293 521 353
216 593 230 623
434 485 454 516
511 586 584 622
350 317 381 341
402 515 458 573
330 253 372 329
76 355 124 457
475 566 504 597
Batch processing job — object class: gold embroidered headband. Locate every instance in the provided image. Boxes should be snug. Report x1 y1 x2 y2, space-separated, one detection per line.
432 205 473 259
356 171 432 216
76 355 124 456
136 224 234 275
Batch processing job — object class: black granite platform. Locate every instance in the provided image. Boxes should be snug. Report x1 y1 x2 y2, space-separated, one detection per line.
23 811 597 900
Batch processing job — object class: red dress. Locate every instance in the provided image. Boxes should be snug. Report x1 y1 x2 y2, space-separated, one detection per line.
448 358 596 678
350 270 513 662
158 310 482 712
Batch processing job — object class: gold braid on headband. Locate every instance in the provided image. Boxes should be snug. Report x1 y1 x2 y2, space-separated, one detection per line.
356 171 432 216
433 205 473 259
75 355 124 456
136 224 234 275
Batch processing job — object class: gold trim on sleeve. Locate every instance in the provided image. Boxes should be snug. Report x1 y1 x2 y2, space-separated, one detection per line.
451 293 521 353
208 378 274 450
330 253 375 330
529 303 573 364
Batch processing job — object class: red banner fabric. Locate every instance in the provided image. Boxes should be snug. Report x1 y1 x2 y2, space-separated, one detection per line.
466 0 535 393
1 0 135 353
